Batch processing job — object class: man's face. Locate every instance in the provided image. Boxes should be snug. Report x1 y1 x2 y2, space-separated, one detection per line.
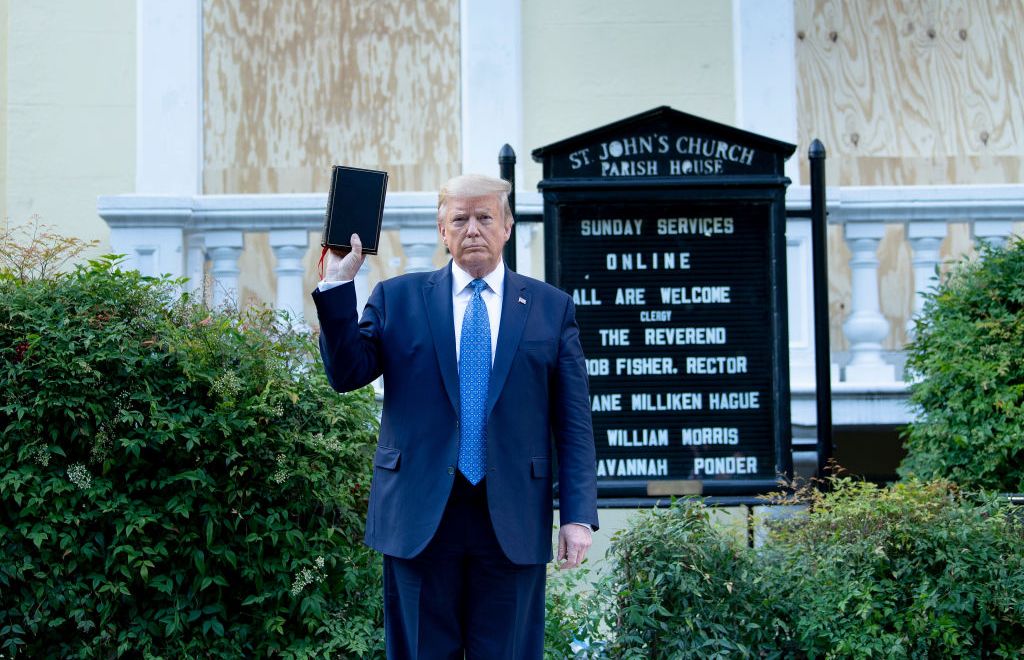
439 194 511 278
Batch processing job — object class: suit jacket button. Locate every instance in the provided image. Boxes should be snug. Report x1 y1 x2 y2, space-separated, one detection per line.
447 466 455 475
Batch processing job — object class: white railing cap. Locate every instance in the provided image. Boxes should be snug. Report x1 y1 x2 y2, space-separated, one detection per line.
838 184 1024 223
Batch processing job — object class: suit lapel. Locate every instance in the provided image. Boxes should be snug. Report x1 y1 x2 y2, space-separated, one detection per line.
486 267 529 418
424 263 460 417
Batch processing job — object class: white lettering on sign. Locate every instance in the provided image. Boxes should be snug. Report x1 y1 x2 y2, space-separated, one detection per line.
601 160 658 176
597 135 662 159
590 134 757 164
605 253 690 271
631 392 703 411
565 133 759 177
674 136 755 165
709 391 760 410
681 428 739 445
657 217 734 237
615 288 646 305
572 289 602 305
591 394 621 412
586 358 609 376
685 356 748 374
597 458 669 477
598 329 630 346
644 327 727 345
640 310 673 322
580 218 643 236
659 286 731 304
669 159 722 175
568 148 593 170
616 357 676 376
693 456 758 476
606 428 670 447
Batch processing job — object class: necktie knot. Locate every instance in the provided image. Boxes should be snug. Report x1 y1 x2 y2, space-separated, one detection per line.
469 279 487 295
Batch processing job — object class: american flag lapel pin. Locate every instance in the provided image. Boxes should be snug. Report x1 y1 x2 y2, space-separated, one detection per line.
518 296 527 305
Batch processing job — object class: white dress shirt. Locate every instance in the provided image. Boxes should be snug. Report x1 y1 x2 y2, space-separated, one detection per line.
450 260 503 364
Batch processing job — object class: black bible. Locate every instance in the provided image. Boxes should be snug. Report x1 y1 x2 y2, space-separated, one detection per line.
321 165 388 255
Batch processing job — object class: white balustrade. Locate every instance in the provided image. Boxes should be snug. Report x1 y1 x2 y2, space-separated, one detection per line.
205 229 244 309
383 194 441 273
400 226 440 273
906 221 946 339
353 258 372 317
98 185 1024 427
841 222 895 383
269 228 309 322
185 232 206 298
100 195 191 279
974 219 1015 248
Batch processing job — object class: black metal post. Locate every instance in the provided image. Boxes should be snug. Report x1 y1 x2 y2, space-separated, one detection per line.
499 144 517 271
809 139 834 480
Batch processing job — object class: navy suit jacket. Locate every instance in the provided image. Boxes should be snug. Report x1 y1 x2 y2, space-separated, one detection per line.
312 263 599 565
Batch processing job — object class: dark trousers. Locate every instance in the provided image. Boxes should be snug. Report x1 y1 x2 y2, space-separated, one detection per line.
383 474 546 660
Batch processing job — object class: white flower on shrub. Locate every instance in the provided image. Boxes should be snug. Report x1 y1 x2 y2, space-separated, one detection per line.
273 453 289 484
67 463 92 490
308 432 343 454
290 556 327 596
211 370 242 400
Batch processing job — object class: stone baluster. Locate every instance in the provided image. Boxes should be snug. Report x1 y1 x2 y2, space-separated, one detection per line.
101 198 190 281
206 229 244 309
353 258 372 317
401 226 440 273
906 221 947 340
974 219 1015 248
842 222 895 382
269 229 309 325
515 222 537 279
184 232 206 299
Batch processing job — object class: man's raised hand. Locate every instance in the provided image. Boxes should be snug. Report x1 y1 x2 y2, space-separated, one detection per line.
324 233 365 282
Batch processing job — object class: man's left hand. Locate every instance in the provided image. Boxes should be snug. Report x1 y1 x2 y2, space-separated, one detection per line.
556 524 592 570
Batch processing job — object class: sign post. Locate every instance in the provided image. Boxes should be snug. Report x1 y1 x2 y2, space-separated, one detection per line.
533 106 796 498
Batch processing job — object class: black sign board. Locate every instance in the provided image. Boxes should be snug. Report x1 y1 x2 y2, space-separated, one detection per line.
532 106 796 497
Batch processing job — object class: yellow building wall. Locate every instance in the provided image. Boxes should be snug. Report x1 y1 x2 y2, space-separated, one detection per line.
522 0 737 190
797 0 1024 351
3 0 135 258
1 0 8 225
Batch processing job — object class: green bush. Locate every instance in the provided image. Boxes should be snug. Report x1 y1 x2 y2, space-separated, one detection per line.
546 502 792 659
544 563 613 659
606 503 787 658
0 257 383 657
545 479 1024 658
900 240 1024 492
769 479 1024 657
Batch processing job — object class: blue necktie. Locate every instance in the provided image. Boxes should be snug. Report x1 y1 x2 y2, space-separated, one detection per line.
458 279 490 485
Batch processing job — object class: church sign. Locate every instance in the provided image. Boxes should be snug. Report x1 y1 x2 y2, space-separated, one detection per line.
532 106 796 497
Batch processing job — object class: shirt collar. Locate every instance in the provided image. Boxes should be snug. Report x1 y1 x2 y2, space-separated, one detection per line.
451 259 505 298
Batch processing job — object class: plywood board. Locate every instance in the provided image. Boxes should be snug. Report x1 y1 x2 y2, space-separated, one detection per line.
203 0 460 194
796 0 1024 186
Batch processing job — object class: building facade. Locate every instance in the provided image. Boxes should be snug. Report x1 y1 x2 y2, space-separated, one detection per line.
3 0 1024 484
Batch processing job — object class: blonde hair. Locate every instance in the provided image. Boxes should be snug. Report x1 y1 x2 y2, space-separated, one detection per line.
437 174 513 225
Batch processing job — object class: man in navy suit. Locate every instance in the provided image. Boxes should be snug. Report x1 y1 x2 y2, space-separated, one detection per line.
313 174 598 659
